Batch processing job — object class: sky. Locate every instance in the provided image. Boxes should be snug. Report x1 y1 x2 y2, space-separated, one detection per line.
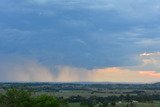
0 0 160 82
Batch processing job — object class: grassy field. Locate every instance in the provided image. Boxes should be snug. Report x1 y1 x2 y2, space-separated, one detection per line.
1 83 160 107
35 90 140 98
68 102 160 107
52 89 160 98
53 90 109 98
35 90 111 98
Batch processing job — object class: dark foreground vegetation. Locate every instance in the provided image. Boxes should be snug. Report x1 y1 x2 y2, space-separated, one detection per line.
0 89 67 107
0 82 160 107
0 89 160 107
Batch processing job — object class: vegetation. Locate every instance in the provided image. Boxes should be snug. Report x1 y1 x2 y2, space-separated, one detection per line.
0 89 63 107
0 83 160 107
0 89 160 107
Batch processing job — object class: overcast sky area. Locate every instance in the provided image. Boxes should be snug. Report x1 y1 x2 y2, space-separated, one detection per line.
0 0 160 82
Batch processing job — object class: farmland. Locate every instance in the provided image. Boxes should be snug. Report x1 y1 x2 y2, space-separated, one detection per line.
0 82 160 107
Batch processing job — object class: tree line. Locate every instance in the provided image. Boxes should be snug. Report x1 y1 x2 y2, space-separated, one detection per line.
0 89 67 107
0 89 160 107
66 93 160 107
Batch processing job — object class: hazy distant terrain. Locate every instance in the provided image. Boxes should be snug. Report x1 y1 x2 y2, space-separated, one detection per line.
0 82 160 107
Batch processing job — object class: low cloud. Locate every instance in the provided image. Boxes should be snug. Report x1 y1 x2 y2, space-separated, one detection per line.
0 52 160 83
139 52 160 71
0 58 54 82
0 60 159 83
139 71 160 78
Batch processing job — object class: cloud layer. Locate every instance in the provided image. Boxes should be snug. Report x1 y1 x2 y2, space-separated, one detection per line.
0 52 160 83
0 1 160 82
1 0 160 68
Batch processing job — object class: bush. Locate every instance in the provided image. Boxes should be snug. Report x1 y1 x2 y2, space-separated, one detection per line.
34 94 60 107
1 89 32 107
0 89 61 107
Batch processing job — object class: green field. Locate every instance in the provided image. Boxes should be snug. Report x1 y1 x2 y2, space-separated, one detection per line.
1 83 160 107
68 102 160 107
35 90 140 98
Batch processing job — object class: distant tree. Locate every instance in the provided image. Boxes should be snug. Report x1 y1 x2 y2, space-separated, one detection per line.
119 94 125 101
126 94 131 102
126 104 129 107
58 98 68 107
130 102 134 107
99 102 108 107
80 101 88 107
111 102 116 106
67 95 86 103
103 102 109 107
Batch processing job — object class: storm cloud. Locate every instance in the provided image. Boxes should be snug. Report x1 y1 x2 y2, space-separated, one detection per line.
0 0 160 82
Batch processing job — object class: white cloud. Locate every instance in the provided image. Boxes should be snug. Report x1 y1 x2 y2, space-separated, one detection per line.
140 52 160 57
139 52 160 70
